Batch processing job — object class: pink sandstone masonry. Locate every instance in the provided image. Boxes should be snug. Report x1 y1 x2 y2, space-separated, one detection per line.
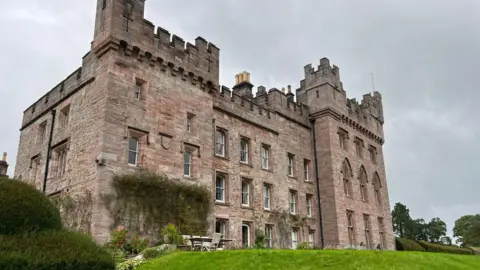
14 0 395 250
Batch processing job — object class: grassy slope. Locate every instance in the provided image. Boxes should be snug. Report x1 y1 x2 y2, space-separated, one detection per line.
139 250 480 270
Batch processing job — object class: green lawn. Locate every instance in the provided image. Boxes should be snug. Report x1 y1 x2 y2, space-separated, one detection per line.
139 249 480 270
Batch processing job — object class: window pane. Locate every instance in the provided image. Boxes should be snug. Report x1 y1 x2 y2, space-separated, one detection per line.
128 138 138 151
184 152 190 176
128 151 137 165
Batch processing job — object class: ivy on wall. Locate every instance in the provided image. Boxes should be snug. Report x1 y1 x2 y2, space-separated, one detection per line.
102 172 211 237
52 190 93 233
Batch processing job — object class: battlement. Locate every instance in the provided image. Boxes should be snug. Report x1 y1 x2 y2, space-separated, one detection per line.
347 91 384 124
93 0 219 84
301 57 343 92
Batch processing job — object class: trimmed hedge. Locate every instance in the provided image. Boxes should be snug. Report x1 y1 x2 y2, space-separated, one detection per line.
395 238 425 252
417 240 474 255
141 247 164 259
0 179 62 235
0 230 115 270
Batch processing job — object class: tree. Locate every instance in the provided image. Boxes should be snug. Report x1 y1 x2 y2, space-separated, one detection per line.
409 218 428 241
391 202 412 238
453 214 480 246
440 236 452 245
427 217 447 243
463 219 480 247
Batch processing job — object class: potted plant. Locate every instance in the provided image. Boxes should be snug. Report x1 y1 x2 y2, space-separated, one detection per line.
160 224 181 251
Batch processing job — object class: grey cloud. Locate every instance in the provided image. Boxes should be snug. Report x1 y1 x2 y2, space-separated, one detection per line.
1 0 479 237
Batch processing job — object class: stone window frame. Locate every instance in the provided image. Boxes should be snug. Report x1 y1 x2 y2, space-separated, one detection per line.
337 127 349 150
241 178 253 208
261 144 272 171
308 230 315 248
265 224 274 248
291 228 299 249
263 182 272 211
289 189 297 215
368 144 378 164
239 136 251 165
214 218 229 239
215 127 228 158
354 136 364 158
186 112 195 133
134 78 145 101
341 158 353 198
214 171 228 204
29 154 41 184
372 172 382 206
127 127 149 167
363 214 372 249
306 194 313 218
37 120 48 144
287 153 295 177
59 104 71 129
241 221 253 248
51 139 69 178
347 210 356 246
358 166 369 202
378 217 386 249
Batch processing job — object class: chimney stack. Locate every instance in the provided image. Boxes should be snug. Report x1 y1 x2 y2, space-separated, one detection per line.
286 85 295 102
2 152 6 161
233 71 254 99
0 152 8 177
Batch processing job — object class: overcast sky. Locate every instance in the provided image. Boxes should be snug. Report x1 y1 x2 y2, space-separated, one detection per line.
0 1 479 238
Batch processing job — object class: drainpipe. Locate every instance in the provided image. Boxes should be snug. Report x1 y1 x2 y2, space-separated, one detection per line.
311 119 325 248
43 109 56 194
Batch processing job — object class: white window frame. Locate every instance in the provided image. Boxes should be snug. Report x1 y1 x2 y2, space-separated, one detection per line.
309 231 314 247
263 184 271 210
187 116 192 132
215 219 227 239
304 160 309 181
240 139 249 163
242 224 250 247
289 191 296 215
215 130 225 157
241 181 250 207
261 146 269 170
265 226 273 248
291 230 298 249
135 83 141 100
306 196 312 217
183 151 191 177
287 154 294 176
215 175 225 203
128 137 139 166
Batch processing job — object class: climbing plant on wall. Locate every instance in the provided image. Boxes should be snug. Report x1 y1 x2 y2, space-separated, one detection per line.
102 172 211 238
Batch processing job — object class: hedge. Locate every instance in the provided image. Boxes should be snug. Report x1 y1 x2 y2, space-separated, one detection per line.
0 230 115 270
417 240 474 255
0 179 62 235
395 238 425 252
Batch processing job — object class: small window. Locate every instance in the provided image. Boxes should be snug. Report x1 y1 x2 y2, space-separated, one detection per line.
265 226 273 248
304 159 310 181
354 137 364 157
37 121 47 143
60 105 71 128
306 195 312 217
134 81 142 100
215 174 226 202
338 128 348 150
183 151 191 176
128 137 138 165
263 184 271 210
240 139 249 163
369 145 377 164
261 145 270 170
287 154 294 177
55 146 68 177
102 0 107 10
187 116 192 132
215 129 226 157
241 180 251 207
289 190 297 215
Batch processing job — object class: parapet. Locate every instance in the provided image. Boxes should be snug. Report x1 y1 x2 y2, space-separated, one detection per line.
301 57 343 91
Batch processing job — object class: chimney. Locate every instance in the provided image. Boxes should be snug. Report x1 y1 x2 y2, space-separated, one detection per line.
233 71 254 99
286 85 294 102
0 152 8 177
2 152 6 162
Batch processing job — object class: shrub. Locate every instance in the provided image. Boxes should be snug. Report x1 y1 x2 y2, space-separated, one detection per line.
141 247 164 259
0 230 115 270
297 242 312 250
417 240 474 255
395 238 426 252
0 179 62 235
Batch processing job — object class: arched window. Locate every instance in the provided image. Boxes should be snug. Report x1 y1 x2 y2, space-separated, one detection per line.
359 166 368 202
341 159 353 197
215 130 225 156
347 210 356 246
373 172 382 205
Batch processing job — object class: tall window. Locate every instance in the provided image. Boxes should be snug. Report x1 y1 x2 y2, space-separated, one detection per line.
347 210 355 246
55 147 68 177
363 214 372 249
354 137 364 158
215 130 225 157
359 166 368 202
261 146 269 169
291 229 298 249
128 137 138 165
265 226 273 248
373 173 382 205
215 219 227 238
216 174 225 202
309 231 315 247
338 128 348 150
134 81 141 100
304 159 310 181
186 116 192 132
263 184 271 210
241 180 250 207
183 151 191 176
242 223 250 247
342 159 353 197
306 195 312 217
59 105 70 128
369 145 377 164
287 154 294 176
37 121 47 143
289 190 297 214
30 157 40 184
378 217 386 249
240 139 249 163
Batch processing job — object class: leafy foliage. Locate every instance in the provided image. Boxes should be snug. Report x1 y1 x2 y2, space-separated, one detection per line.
395 238 426 251
267 209 308 249
160 223 182 244
141 247 164 259
392 202 411 238
0 178 62 235
416 240 474 255
453 214 480 247
117 258 146 270
51 191 93 233
0 231 115 270
103 172 211 237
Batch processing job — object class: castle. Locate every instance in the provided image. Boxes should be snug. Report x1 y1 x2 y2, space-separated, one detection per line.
14 0 394 250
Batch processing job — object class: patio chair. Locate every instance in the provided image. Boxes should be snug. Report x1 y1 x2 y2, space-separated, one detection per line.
203 233 222 251
190 235 202 251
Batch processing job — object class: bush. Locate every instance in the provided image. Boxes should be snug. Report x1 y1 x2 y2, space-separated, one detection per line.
141 247 164 259
417 240 474 255
0 179 62 235
395 238 425 251
0 230 115 270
